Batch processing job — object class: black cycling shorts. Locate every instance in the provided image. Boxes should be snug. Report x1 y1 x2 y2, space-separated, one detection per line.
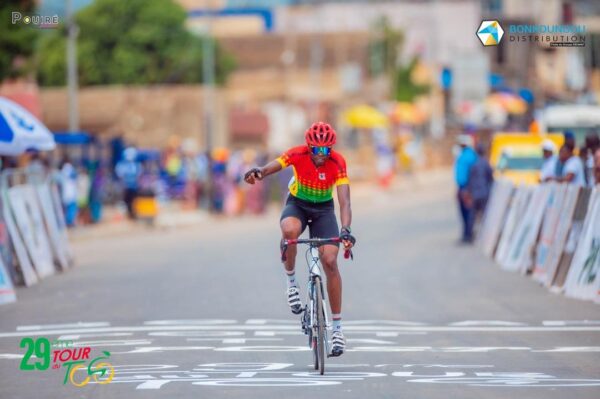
280 194 339 244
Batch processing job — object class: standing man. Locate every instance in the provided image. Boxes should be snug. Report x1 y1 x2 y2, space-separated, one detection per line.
243 122 355 357
454 134 478 243
556 145 586 186
540 140 558 182
115 147 141 219
466 144 494 240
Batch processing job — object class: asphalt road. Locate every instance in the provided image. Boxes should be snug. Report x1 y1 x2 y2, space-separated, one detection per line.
1 171 599 398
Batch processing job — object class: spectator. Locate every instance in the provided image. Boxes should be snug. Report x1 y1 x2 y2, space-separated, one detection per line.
564 130 576 151
59 160 78 227
584 133 600 186
89 162 107 224
115 147 141 219
454 134 478 243
594 148 600 185
466 144 494 241
76 165 91 224
540 140 557 182
556 145 586 186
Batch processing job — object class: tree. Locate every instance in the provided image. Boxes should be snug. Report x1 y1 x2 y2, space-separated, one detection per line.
0 0 39 81
368 17 429 102
37 0 236 86
394 56 430 103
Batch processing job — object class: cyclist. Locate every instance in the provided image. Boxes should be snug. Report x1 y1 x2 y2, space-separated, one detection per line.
244 121 355 357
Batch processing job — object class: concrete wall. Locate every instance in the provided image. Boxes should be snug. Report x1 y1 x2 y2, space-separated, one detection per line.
40 85 228 150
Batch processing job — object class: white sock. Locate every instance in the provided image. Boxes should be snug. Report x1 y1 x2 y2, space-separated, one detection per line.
332 314 342 331
286 270 297 288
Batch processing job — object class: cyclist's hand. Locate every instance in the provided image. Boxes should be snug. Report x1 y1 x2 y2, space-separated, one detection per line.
340 227 355 249
244 168 263 184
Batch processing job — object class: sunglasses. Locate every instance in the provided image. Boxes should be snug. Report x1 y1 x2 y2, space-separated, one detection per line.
310 146 331 156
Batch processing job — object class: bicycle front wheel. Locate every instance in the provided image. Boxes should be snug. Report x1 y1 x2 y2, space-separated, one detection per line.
315 276 325 375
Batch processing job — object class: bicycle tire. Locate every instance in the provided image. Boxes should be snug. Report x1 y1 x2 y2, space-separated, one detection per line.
315 276 325 375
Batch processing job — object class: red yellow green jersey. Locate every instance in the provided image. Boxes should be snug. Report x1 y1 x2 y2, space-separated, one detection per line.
276 146 350 203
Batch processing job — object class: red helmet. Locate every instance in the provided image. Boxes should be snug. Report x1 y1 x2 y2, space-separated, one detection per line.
305 122 337 147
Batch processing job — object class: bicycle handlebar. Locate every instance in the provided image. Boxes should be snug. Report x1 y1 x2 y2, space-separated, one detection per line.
280 237 354 262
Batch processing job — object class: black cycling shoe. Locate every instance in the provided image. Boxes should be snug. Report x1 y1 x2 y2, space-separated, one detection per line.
287 286 303 315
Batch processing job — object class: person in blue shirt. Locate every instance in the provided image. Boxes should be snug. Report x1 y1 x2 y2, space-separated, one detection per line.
454 134 478 243
115 147 141 219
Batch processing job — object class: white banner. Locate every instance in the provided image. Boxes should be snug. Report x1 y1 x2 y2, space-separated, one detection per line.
2 199 37 286
543 186 583 287
50 180 73 262
495 186 532 266
478 180 514 258
503 185 551 273
533 184 566 282
8 186 55 278
564 189 600 300
36 183 70 270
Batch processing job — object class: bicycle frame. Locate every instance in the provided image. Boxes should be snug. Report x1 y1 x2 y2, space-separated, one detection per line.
305 244 331 358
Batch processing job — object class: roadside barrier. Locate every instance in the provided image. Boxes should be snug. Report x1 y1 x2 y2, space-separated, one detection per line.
0 168 74 303
478 179 599 303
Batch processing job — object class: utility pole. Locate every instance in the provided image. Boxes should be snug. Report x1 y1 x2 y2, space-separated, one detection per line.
66 0 79 132
202 2 216 211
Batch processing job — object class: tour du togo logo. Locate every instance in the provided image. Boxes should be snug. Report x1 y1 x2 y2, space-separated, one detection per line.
19 337 114 387
477 20 505 46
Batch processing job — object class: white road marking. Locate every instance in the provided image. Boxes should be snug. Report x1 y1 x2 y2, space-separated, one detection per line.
236 372 257 378
543 320 600 326
376 332 399 337
187 338 283 344
245 319 296 325
144 320 238 326
214 346 309 352
535 347 600 352
3 324 600 338
347 339 396 345
254 331 303 336
110 346 214 354
72 339 151 347
58 332 133 340
148 331 244 337
16 322 110 331
344 320 427 326
449 321 526 326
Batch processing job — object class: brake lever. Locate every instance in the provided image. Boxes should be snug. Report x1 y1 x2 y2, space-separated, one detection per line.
344 249 353 260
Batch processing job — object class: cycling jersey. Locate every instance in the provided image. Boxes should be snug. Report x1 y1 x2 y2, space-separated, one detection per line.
276 146 349 203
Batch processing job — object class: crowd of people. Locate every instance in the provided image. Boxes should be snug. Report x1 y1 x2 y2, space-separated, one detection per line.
540 132 600 186
454 130 600 244
54 146 285 227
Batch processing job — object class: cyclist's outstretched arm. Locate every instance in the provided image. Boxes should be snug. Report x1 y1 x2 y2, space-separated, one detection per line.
337 184 352 232
244 159 282 184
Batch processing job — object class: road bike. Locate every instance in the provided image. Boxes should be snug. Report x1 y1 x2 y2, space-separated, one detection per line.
281 237 352 375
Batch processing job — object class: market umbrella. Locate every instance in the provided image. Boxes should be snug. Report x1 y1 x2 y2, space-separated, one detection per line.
0 96 56 156
390 102 426 125
486 92 527 115
343 105 388 129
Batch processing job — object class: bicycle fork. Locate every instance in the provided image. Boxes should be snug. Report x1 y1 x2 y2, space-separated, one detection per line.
303 248 331 356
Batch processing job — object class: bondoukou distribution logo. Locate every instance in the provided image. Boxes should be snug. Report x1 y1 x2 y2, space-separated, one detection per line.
477 20 504 46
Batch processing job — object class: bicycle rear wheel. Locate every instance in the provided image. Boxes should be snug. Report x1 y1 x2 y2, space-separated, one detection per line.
314 276 325 375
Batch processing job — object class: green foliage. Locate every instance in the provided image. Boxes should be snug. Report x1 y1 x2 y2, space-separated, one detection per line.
0 0 39 80
37 0 236 86
368 16 429 102
394 57 430 103
368 16 403 77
